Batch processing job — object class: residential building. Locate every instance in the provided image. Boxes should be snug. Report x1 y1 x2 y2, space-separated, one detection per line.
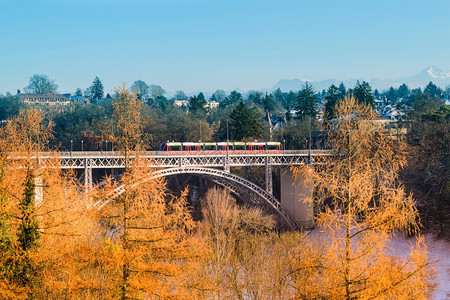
18 93 71 106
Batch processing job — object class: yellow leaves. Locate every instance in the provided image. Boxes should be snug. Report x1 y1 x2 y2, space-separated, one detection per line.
0 279 29 300
289 95 435 298
107 86 145 154
90 152 205 298
0 108 53 158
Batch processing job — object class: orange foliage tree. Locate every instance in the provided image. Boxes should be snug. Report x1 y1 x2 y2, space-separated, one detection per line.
291 96 435 299
97 87 206 299
0 108 97 299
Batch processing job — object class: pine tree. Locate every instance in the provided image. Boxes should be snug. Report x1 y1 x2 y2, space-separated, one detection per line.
222 90 243 107
229 102 264 140
398 83 410 99
262 93 275 113
353 80 374 107
424 81 442 98
87 76 104 100
74 88 83 97
296 82 318 119
188 93 207 114
338 82 347 99
324 84 340 120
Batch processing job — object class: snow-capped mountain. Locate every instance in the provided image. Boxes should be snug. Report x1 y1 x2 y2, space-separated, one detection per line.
398 66 450 89
271 66 450 92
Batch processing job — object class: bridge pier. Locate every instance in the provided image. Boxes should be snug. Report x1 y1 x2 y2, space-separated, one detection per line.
84 158 92 191
280 166 314 229
34 173 43 207
265 157 273 194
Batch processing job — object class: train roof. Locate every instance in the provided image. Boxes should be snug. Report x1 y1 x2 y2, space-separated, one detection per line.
162 141 281 146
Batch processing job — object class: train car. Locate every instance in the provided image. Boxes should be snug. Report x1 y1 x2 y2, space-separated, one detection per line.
158 141 283 155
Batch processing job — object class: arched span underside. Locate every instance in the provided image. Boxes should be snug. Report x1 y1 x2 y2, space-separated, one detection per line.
98 167 300 231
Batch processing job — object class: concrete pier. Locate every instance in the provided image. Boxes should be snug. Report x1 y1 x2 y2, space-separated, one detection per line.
280 166 314 229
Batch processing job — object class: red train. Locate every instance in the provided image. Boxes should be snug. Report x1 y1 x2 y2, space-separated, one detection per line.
158 141 283 155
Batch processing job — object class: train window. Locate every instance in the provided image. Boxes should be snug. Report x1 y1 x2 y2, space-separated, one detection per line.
234 142 246 151
203 143 217 151
266 142 282 151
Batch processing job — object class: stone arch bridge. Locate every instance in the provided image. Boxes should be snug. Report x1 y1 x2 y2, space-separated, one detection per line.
50 150 330 230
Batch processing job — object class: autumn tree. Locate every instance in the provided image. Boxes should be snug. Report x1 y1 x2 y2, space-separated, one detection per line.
291 96 434 299
198 187 299 299
0 109 53 297
0 108 96 299
101 87 203 299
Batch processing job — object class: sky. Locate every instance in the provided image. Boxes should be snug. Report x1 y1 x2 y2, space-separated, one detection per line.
1 0 450 95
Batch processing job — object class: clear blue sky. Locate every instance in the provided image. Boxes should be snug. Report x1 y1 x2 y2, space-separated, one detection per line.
1 0 449 95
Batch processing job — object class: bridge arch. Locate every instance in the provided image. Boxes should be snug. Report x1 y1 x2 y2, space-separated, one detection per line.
97 167 300 231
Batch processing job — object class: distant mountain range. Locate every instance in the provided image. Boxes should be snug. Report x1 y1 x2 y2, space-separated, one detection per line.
270 66 450 93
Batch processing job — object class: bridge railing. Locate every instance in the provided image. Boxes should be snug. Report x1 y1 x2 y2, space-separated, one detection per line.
52 149 332 158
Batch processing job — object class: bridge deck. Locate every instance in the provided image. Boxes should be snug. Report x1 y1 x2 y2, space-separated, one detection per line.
39 150 331 169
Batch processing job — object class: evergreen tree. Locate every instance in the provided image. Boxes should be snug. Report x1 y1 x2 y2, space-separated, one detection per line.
188 92 207 114
272 88 284 107
387 86 398 103
324 84 340 120
87 76 104 100
424 81 442 98
17 173 40 252
15 172 41 293
338 82 346 98
229 102 264 140
296 82 318 119
74 88 83 97
374 89 380 99
398 83 410 99
247 90 264 106
262 93 275 113
209 94 218 102
353 80 374 107
156 96 170 111
285 91 297 110
223 90 243 107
